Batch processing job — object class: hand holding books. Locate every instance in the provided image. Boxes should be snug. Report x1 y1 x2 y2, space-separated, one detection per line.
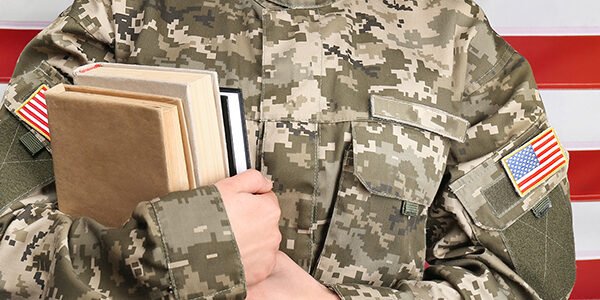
46 63 251 227
215 170 281 286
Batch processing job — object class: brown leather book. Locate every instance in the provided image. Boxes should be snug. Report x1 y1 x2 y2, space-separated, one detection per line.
46 84 191 227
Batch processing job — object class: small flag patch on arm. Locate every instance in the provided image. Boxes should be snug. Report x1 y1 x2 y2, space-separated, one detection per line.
501 128 568 197
15 85 51 140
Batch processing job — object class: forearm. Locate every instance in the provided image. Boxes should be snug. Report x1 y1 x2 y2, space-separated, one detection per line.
0 185 246 299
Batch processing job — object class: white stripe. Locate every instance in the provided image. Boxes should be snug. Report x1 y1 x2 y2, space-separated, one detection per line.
536 144 560 163
0 21 52 30
519 157 565 190
30 98 48 115
0 84 7 104
23 104 48 124
18 108 49 133
0 0 72 29
516 149 563 185
475 0 600 36
572 201 600 260
541 89 600 151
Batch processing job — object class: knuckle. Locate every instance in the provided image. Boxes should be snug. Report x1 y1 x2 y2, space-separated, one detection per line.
273 230 282 246
246 169 263 183
268 204 281 223
246 169 262 177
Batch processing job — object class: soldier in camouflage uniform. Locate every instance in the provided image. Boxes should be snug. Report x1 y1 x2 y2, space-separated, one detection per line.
0 0 576 298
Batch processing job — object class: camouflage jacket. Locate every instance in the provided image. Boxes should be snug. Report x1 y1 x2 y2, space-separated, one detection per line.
0 0 576 299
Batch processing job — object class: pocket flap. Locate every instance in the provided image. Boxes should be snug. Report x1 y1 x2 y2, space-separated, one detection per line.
351 121 449 207
370 95 469 143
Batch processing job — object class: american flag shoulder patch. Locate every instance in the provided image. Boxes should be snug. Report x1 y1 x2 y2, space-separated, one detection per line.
15 85 50 141
501 128 568 197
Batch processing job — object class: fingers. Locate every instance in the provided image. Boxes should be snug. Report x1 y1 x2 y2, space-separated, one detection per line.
255 191 279 207
218 169 273 194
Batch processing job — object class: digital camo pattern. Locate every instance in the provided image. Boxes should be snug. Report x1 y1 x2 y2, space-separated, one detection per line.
0 186 244 299
369 95 470 143
0 0 575 298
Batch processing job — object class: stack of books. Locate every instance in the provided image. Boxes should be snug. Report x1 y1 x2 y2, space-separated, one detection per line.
46 63 250 227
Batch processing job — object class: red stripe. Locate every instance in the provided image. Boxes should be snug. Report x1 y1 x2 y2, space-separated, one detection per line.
27 99 48 119
504 36 600 89
519 153 564 192
571 260 600 299
18 106 49 137
0 29 40 82
568 150 600 201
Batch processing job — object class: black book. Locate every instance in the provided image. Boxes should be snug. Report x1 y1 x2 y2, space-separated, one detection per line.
220 88 251 176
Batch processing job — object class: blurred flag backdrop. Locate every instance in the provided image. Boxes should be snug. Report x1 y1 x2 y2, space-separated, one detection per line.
1 0 598 298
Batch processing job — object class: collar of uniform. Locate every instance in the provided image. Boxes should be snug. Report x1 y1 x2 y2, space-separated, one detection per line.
254 0 335 9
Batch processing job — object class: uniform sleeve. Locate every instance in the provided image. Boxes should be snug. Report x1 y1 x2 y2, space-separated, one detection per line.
329 2 575 300
0 1 246 298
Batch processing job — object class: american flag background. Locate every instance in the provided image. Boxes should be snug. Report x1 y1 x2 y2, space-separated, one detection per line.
1 0 599 297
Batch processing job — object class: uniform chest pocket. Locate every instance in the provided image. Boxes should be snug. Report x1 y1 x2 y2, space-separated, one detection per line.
314 96 468 288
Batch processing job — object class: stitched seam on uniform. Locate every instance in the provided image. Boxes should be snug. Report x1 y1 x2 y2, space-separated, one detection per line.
308 6 324 269
260 0 338 10
515 219 571 254
371 95 469 141
309 123 320 268
542 212 548 288
329 284 348 300
313 146 351 277
472 43 512 87
189 283 246 300
259 13 266 121
3 159 53 164
463 43 513 97
499 230 518 270
0 176 54 216
0 119 19 171
149 201 181 300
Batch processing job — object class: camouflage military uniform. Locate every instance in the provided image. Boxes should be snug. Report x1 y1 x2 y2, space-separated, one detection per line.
0 0 576 298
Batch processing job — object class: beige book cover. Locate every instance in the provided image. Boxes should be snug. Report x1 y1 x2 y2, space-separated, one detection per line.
46 84 191 227
73 63 229 186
